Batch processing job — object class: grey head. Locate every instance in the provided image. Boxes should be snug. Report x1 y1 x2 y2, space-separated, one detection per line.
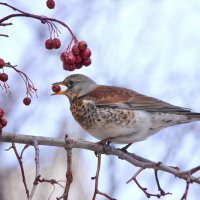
62 74 98 97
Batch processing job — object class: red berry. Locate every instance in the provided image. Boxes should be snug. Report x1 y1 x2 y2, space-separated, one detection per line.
75 63 83 69
52 38 61 49
0 108 4 118
78 41 87 51
80 48 91 59
75 55 83 64
0 58 5 68
23 97 31 106
52 85 61 92
72 45 80 56
0 73 8 82
82 57 92 66
46 0 55 9
0 118 7 127
64 52 76 65
60 52 67 61
45 39 53 50
63 63 76 71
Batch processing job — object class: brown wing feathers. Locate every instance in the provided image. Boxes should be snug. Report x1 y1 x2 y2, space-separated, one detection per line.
86 86 195 114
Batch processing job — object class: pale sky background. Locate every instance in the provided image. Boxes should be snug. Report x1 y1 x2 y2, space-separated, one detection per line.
1 0 200 199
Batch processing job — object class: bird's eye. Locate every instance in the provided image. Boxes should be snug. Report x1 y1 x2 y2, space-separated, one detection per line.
68 80 75 89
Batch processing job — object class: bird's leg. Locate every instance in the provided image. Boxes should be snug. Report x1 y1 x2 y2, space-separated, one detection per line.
97 139 111 146
95 139 111 156
121 143 132 153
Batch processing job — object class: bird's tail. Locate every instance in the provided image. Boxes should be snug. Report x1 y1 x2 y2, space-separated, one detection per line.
186 112 200 121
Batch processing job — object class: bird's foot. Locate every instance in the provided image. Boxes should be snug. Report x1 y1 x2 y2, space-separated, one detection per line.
120 143 132 153
95 140 111 156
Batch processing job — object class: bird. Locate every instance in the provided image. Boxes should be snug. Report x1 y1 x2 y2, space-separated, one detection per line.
52 74 200 146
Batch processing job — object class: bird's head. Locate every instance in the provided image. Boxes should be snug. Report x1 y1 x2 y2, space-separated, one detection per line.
52 74 98 101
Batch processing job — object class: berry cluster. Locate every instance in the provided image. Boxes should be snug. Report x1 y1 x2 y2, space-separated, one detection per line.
52 85 61 93
60 41 92 71
0 58 35 106
45 38 61 50
0 108 7 134
46 0 55 9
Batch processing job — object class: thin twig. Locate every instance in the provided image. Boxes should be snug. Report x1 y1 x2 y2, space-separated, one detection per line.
92 154 116 200
20 144 29 158
8 143 29 198
126 167 144 184
127 168 167 198
35 176 65 200
181 175 191 200
0 33 9 37
154 169 172 196
0 22 12 26
29 140 40 200
92 153 101 200
64 148 73 200
0 2 78 42
57 147 73 200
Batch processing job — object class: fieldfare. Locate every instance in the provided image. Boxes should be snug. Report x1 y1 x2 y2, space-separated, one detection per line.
52 74 200 144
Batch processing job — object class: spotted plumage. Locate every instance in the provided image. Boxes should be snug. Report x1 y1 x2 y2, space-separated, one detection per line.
52 74 200 144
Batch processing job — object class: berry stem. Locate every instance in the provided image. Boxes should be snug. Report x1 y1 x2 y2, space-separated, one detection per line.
0 2 78 42
5 63 37 97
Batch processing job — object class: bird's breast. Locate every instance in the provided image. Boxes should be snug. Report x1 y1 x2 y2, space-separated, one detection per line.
70 99 97 129
70 98 140 139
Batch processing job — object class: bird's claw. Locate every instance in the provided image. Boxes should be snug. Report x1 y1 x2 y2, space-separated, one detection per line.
94 140 111 156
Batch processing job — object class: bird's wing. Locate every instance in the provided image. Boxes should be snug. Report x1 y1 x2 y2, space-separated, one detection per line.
86 85 191 114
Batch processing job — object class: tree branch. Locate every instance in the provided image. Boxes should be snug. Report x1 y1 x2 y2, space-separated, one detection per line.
1 132 200 185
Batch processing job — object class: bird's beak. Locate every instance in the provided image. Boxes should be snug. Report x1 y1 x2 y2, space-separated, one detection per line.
51 81 67 95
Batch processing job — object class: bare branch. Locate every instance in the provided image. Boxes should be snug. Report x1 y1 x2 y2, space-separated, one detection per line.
1 132 200 185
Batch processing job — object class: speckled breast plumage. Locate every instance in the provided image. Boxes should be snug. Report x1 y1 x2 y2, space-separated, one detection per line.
70 97 141 142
